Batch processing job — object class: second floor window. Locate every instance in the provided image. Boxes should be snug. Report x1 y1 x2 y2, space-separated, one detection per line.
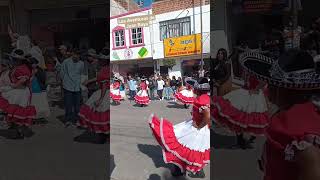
114 29 125 48
159 17 191 41
130 27 144 46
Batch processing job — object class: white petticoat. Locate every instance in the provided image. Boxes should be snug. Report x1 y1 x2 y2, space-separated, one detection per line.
110 88 120 96
179 89 194 97
85 89 109 112
224 88 268 113
1 87 31 107
120 90 126 99
173 119 210 152
136 90 148 97
31 92 51 119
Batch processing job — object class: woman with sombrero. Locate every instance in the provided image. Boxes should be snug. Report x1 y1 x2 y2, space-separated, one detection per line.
212 61 269 148
76 49 110 144
134 76 150 107
241 50 320 180
0 49 36 139
110 76 122 104
149 77 211 178
174 77 195 108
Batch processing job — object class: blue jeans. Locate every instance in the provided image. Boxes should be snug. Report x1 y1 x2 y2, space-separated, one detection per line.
164 87 171 99
129 90 136 100
64 89 81 123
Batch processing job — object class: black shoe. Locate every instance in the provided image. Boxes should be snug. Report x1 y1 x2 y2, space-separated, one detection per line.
6 128 24 139
73 131 93 142
20 126 34 138
188 169 205 178
171 166 184 177
92 133 107 144
184 104 188 109
249 136 256 143
65 121 72 128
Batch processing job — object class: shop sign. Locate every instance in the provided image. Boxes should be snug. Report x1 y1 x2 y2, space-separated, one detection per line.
118 15 155 29
164 34 202 58
233 0 287 14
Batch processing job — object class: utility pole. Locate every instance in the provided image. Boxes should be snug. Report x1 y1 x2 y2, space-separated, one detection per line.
200 0 204 77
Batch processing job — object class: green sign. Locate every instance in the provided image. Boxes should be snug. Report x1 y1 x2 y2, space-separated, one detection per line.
138 47 148 58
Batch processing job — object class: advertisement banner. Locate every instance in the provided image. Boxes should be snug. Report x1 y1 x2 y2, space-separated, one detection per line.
164 34 202 58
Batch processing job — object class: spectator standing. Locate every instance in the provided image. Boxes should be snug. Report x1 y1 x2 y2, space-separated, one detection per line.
157 76 165 100
163 78 171 100
148 76 156 100
128 75 137 100
56 48 85 127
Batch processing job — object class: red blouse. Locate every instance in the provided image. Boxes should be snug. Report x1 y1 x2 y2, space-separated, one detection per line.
262 102 320 180
97 67 109 89
192 94 210 126
112 81 120 89
140 82 147 90
244 75 260 90
10 65 32 85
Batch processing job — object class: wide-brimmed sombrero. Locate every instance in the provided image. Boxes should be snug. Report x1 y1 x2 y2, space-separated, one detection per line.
194 77 210 91
184 77 197 87
6 49 27 60
240 49 320 90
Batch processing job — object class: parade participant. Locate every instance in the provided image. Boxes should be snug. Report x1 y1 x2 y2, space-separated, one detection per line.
29 56 51 121
212 70 269 149
76 50 110 144
0 49 36 139
174 77 195 108
241 50 320 180
0 57 12 89
110 77 122 104
134 77 150 106
213 48 232 96
149 78 210 178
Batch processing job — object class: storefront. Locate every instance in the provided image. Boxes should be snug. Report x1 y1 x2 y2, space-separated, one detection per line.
111 58 155 77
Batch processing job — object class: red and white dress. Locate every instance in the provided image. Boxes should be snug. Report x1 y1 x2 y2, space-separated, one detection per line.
212 75 269 135
174 84 194 104
149 94 210 173
260 101 320 180
110 81 122 102
0 65 36 126
134 82 150 105
79 67 110 134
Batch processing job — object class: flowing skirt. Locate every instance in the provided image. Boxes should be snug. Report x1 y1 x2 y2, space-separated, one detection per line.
0 86 36 126
149 114 210 173
110 88 122 102
212 88 269 135
79 89 110 134
174 89 194 104
134 90 150 105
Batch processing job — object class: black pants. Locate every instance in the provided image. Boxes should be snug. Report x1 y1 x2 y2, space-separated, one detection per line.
157 89 163 99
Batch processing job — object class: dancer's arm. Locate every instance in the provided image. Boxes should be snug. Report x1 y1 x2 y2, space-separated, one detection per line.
297 146 320 180
203 108 211 128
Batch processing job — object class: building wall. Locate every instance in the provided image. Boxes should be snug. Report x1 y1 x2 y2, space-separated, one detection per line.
152 4 210 59
152 0 210 15
110 8 153 61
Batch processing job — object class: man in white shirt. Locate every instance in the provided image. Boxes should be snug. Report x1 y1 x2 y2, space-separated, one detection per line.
157 76 165 100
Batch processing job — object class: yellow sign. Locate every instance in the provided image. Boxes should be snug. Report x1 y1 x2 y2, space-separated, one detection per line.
164 34 202 57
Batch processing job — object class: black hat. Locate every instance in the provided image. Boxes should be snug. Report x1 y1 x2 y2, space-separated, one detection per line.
240 50 320 90
184 77 197 87
194 77 210 91
98 48 109 61
6 49 27 60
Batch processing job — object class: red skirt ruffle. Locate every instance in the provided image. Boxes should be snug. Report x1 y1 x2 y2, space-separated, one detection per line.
134 95 150 105
0 94 36 126
174 93 194 104
212 96 269 135
110 92 122 102
78 105 110 134
149 115 210 173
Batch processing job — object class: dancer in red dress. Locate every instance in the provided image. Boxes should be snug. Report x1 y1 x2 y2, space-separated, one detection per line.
0 49 36 139
76 50 110 144
174 78 195 108
134 77 150 106
213 70 269 148
241 50 320 180
149 78 210 178
110 78 122 104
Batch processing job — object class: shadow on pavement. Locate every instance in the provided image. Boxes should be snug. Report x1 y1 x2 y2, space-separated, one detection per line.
166 104 187 109
148 174 161 180
212 131 238 149
111 101 121 106
137 144 170 169
49 100 64 109
109 154 116 177
56 115 66 124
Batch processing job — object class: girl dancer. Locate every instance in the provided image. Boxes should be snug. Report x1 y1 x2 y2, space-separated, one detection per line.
76 50 110 144
0 49 36 139
134 77 150 107
212 69 269 149
213 48 232 96
174 78 195 108
241 50 320 180
149 78 210 178
110 77 122 104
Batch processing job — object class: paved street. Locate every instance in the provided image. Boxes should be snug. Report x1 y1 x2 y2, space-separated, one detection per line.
0 102 108 180
110 99 210 180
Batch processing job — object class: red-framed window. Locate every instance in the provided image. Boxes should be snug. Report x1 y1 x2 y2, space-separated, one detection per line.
129 27 145 48
112 26 126 50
